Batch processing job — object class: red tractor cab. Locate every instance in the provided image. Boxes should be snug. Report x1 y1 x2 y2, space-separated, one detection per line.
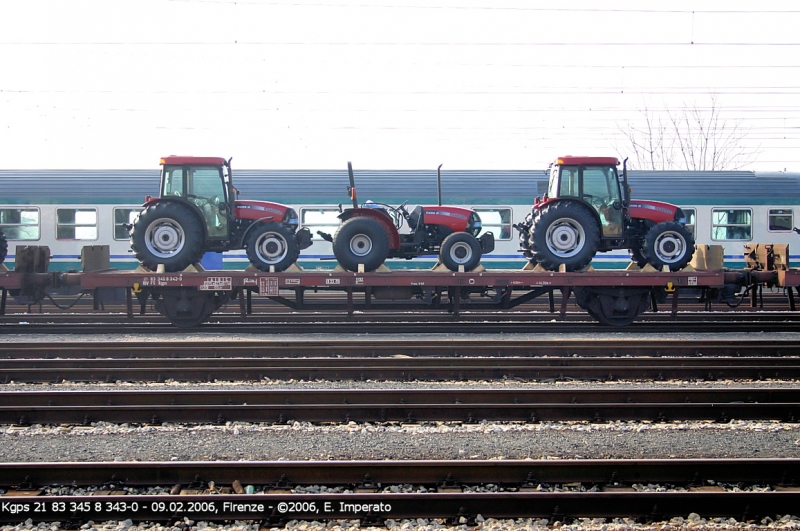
318 163 495 272
130 156 312 272
516 156 694 272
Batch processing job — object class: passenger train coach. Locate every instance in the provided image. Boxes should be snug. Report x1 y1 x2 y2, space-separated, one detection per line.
1 167 798 272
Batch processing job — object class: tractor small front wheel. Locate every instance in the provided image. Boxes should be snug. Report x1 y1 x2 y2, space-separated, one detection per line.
245 222 299 272
439 232 482 271
643 221 695 271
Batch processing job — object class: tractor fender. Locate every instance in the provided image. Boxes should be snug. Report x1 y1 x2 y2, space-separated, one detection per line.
140 197 208 241
536 198 602 230
338 208 401 249
240 215 279 244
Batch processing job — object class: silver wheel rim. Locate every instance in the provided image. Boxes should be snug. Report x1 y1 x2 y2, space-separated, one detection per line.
546 218 586 258
654 231 686 263
255 231 289 263
349 234 373 257
145 218 185 258
449 241 473 265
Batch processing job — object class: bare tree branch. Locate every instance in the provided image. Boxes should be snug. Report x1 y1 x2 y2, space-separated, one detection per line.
614 94 760 170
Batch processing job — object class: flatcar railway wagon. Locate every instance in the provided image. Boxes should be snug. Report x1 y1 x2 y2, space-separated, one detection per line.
1 168 799 271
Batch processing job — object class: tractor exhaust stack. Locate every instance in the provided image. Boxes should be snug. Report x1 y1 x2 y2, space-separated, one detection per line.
347 161 358 208
437 164 443 206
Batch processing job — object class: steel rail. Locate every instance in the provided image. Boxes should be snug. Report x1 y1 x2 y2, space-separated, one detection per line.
3 338 800 358
1 460 798 523
4 308 800 325
3 388 799 424
4 317 800 334
2 356 800 383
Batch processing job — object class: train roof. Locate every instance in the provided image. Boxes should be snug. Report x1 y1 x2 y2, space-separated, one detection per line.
0 168 798 206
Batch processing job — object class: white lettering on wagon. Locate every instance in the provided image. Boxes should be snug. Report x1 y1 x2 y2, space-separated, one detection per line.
285 278 301 285
259 277 280 296
326 278 341 285
199 277 232 291
142 275 182 287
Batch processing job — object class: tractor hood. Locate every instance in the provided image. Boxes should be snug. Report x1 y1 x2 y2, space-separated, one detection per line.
628 200 681 224
420 206 479 233
235 200 295 223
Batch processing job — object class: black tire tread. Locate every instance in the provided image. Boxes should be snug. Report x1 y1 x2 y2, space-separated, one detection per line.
245 222 300 272
439 232 482 271
530 201 600 271
332 217 390 272
130 201 205 272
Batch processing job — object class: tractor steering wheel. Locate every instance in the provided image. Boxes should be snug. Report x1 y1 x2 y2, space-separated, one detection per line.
186 194 209 207
590 196 610 210
396 200 410 220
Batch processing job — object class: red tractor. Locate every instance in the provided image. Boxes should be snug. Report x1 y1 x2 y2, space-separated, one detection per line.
318 163 495 272
130 156 312 272
516 156 695 272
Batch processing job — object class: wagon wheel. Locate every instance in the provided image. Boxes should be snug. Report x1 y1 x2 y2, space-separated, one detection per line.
575 287 650 327
153 289 227 328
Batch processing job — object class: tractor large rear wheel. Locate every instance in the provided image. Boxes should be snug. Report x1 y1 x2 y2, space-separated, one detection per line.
0 230 7 265
439 232 482 271
531 202 600 271
245 222 299 272
643 221 695 271
130 202 204 272
333 217 390 272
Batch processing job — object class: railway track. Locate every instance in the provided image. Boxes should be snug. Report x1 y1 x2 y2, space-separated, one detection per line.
3 356 800 383
3 337 798 358
3 388 799 424
3 338 799 382
2 338 800 383
4 314 800 333
1 459 798 523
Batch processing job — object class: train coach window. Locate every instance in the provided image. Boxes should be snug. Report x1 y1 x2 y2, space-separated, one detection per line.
769 209 793 231
0 208 40 240
711 208 752 241
114 208 142 240
473 208 512 239
56 208 98 240
682 208 696 237
301 208 341 240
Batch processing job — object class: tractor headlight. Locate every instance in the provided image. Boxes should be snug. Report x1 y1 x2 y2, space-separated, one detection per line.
467 212 482 237
283 208 300 229
674 207 687 225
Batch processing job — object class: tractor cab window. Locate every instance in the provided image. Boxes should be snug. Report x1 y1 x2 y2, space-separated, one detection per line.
558 167 579 197
582 167 620 205
187 166 226 202
162 166 185 197
580 165 623 238
186 166 228 238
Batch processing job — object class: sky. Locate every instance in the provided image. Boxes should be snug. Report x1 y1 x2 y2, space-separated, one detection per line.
1 0 799 171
